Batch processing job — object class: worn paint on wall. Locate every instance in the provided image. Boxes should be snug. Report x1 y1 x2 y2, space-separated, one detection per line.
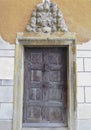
0 0 91 44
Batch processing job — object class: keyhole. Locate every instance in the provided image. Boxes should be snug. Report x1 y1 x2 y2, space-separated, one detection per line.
42 64 45 72
43 84 46 88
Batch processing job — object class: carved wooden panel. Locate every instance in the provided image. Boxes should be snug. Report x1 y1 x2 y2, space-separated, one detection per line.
23 47 67 126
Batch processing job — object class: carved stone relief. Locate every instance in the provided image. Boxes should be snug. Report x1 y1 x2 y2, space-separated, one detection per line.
26 0 68 33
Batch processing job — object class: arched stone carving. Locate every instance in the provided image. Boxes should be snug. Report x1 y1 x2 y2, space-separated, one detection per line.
26 0 68 33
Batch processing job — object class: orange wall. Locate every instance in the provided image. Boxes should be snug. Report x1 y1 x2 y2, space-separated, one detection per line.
0 0 91 44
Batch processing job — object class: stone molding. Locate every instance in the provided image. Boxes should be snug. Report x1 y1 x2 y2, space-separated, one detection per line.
13 33 77 130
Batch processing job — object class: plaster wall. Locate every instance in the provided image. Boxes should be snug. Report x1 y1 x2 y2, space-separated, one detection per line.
0 0 91 43
0 37 91 130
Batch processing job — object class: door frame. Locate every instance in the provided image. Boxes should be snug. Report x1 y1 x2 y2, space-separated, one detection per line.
13 33 77 130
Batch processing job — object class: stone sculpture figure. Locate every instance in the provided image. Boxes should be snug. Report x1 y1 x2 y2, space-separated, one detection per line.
26 0 68 33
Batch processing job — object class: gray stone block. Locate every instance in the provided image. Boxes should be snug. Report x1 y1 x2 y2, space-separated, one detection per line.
0 120 12 130
0 36 15 50
77 40 91 51
0 58 14 79
0 50 15 57
0 80 2 85
78 120 91 130
0 87 13 102
2 80 14 86
0 103 13 119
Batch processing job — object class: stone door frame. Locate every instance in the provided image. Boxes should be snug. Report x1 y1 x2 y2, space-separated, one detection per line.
13 33 77 130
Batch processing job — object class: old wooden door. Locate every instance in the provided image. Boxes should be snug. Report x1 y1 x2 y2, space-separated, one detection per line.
23 47 67 127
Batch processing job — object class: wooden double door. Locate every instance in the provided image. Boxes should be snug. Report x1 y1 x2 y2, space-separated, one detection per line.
23 47 67 127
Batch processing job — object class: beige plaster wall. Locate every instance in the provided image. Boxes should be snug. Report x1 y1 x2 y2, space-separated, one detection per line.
0 0 91 44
